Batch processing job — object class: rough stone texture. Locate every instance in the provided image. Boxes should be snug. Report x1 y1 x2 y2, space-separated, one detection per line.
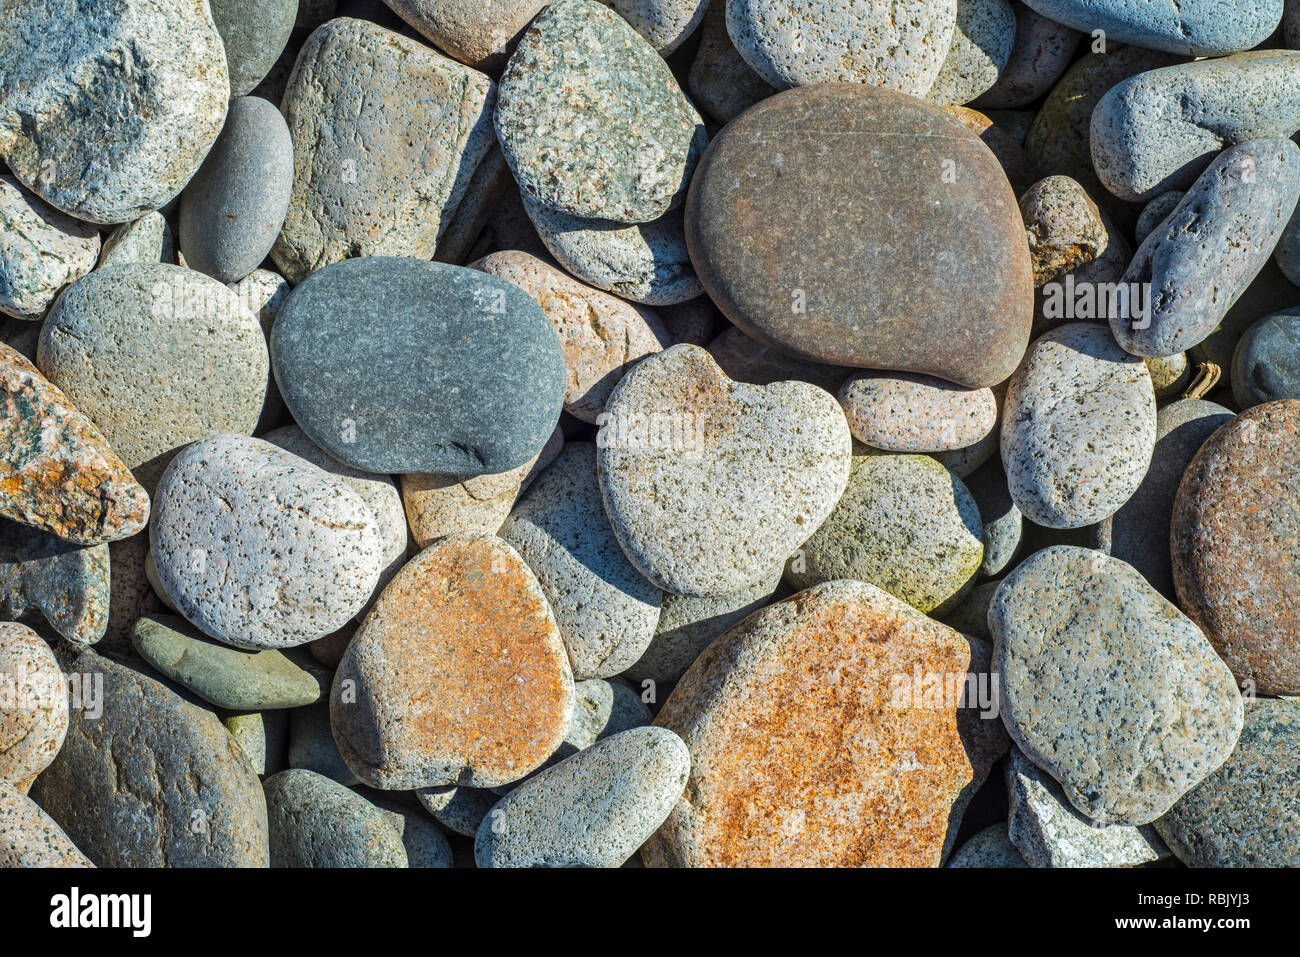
362 789 454 867
1111 140 1300 358
131 614 322 711
787 453 983 615
1019 176 1107 288
99 212 173 268
645 580 988 867
0 344 150 545
1005 745 1168 868
946 823 1027 867
1134 191 1184 246
271 17 496 283
0 783 92 867
0 520 108 645
1111 399 1233 599
726 0 958 96
688 0 776 123
1001 323 1156 529
224 710 288 777
37 263 269 493
471 251 668 422
992 546 1245 826
150 435 384 650
209 0 297 97
1147 352 1190 398
0 622 67 793
0 177 99 319
0 0 230 225
965 460 1022 578
264 768 407 867
381 0 549 71
29 645 270 867
104 534 163 656
495 0 706 224
1232 308 1300 409
975 3 1080 109
179 96 293 284
520 193 703 306
476 726 688 867
1172 400 1300 696
927 0 1017 107
1091 52 1300 203
686 84 1033 388
401 427 563 549
597 345 851 596
838 371 997 453
271 256 566 475
416 784 496 837
331 534 575 789
289 701 358 785
501 443 662 679
1023 0 1280 56
604 0 708 54
1154 697 1300 867
707 327 851 394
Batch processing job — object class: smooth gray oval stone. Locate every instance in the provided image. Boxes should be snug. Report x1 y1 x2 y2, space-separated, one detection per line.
1023 0 1281 56
1111 140 1300 358
209 0 297 97
1091 51 1300 203
1232 308 1300 409
975 3 1080 110
927 0 1017 107
474 726 689 868
0 519 108 645
964 459 1022 579
270 256 566 474
264 768 407 867
179 96 293 283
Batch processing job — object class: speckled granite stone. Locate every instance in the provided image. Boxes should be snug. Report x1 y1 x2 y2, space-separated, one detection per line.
838 371 997 453
0 177 99 319
0 520 108 645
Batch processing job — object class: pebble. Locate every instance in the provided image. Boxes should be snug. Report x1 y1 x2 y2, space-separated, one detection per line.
208 0 297 97
927 0 1017 107
975 4 1080 109
264 769 407 867
1232 308 1300 408
838 372 997 453
1091 51 1300 203
646 579 990 867
606 0 709 54
0 177 99 319
1001 323 1156 529
1154 698 1300 867
687 0 776 124
271 256 566 474
0 521 108 645
224 711 289 777
1111 140 1300 358
788 453 984 615
99 212 174 269
179 96 294 284
0 783 92 867
495 0 707 224
330 533 575 789
940 578 1002 641
523 677 654 779
726 0 958 95
362 790 454 868
1022 0 1280 56
1146 352 1190 398
1134 191 1184 246
149 435 384 650
964 460 1023 578
382 0 548 71
271 17 496 283
476 726 688 867
416 785 496 838
130 613 323 711
946 823 1027 868
0 623 67 793
991 546 1244 826
596 344 851 596
1111 399 1233 598
501 443 663 680
0 344 151 545
289 701 359 786
0 0 229 224
1019 175 1108 287
686 83 1033 388
37 263 269 492
30 645 270 866
1171 400 1300 696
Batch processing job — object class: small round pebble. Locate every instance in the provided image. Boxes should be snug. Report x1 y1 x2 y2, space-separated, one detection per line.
837 371 997 453
0 177 99 319
1231 308 1300 409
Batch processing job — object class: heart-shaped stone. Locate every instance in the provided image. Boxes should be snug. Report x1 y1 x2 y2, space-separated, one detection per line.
596 344 851 596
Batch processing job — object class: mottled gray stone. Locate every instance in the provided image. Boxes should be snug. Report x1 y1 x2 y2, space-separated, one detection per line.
264 768 407 867
1134 191 1183 246
946 822 1028 867
1023 0 1280 56
991 546 1244 826
380 0 548 71
415 785 495 837
0 783 92 867
1019 175 1108 287
687 0 776 124
975 3 1080 109
0 622 67 793
359 789 454 868
209 0 297 97
1232 308 1300 408
1146 352 1190 398
0 177 99 319
964 460 1022 578
927 0 1017 107
99 212 174 268
940 578 1001 641
605 0 709 53
0 520 108 645
838 371 997 453
289 701 359 786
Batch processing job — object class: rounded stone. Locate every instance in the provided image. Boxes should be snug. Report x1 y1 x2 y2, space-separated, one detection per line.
179 96 293 284
224 711 289 777
596 344 852 597
0 520 109 645
1146 352 1190 398
1001 323 1156 529
0 177 99 319
416 785 496 837
1232 308 1300 409
686 84 1033 388
501 443 663 680
707 326 851 394
838 371 997 453
99 212 174 269
964 459 1022 578
1019 175 1108 288
381 0 549 71
974 3 1080 109
927 0 1017 107
37 263 269 492
947 823 1027 867
264 768 407 867
1134 191 1184 246
726 0 958 96
0 783 91 867
991 546 1244 826
786 453 984 615
0 623 67 793
495 0 707 224
1172 400 1300 695
149 435 384 650
330 533 575 789
605 0 709 53
687 0 777 124
0 0 230 224
1022 0 1281 57
209 0 297 97
270 256 566 475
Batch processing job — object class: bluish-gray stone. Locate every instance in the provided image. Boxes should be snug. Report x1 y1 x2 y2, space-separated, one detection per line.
1232 308 1300 408
1022 0 1280 57
264 768 407 867
208 0 297 97
0 519 108 645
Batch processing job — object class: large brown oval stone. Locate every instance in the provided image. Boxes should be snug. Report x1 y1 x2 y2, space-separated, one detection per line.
1172 400 1300 695
685 84 1033 388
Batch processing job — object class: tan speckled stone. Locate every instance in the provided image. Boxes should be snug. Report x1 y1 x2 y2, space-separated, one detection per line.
0 783 92 867
0 623 67 793
838 371 997 453
0 177 99 319
1019 175 1108 287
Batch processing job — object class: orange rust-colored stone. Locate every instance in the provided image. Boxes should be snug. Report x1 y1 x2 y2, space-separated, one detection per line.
645 579 984 867
330 533 574 789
